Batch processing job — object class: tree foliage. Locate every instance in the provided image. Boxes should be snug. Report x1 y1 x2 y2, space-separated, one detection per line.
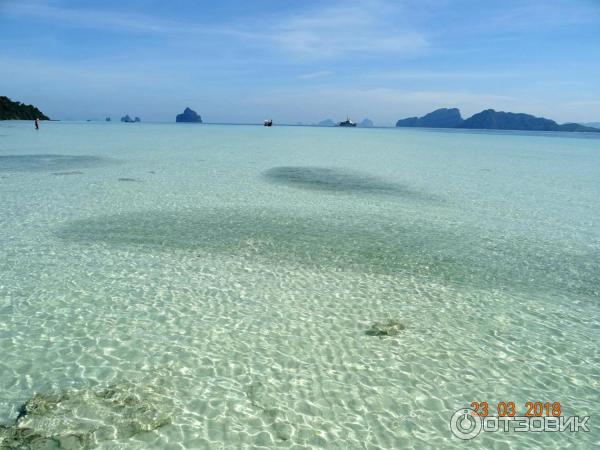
0 96 50 120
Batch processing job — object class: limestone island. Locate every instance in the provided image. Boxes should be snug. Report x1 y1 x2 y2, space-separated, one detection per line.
176 107 202 123
396 108 600 133
318 119 336 127
121 115 141 123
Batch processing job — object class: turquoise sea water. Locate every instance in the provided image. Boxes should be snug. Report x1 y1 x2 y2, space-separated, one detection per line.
0 121 599 449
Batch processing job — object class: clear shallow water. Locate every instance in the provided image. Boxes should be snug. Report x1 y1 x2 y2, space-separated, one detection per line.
0 121 599 449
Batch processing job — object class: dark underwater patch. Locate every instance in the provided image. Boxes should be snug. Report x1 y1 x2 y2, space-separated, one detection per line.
118 177 142 182
51 170 84 176
0 383 172 448
0 154 117 172
263 166 434 200
366 320 406 337
56 208 600 298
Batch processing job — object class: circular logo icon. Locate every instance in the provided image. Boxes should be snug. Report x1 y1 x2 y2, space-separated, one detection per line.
450 408 482 440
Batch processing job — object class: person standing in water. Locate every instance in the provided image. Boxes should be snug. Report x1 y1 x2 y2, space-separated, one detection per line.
34 118 39 130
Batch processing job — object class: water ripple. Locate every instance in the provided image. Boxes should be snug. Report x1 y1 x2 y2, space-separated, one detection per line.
0 154 117 172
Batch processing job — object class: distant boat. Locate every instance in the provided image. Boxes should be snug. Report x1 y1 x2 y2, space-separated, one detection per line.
264 119 273 127
338 117 356 127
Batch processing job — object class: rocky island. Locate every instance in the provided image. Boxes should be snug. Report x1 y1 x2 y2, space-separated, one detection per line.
318 119 336 127
396 108 600 133
396 108 463 128
0 96 49 120
176 107 202 123
120 115 141 123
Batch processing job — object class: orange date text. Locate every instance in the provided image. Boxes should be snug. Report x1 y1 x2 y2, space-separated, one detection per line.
469 402 561 417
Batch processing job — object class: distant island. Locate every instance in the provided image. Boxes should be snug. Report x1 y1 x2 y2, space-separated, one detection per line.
176 107 202 123
318 119 336 127
396 108 600 133
396 108 463 128
359 118 374 128
0 96 49 120
121 115 140 123
584 122 600 129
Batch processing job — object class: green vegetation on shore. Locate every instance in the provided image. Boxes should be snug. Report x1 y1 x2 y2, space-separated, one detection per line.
0 96 49 120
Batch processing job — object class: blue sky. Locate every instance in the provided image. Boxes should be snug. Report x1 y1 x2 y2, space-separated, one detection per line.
1 0 599 125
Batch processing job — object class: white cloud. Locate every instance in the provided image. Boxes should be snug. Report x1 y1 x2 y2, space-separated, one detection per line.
259 1 428 59
3 0 428 60
368 70 519 80
297 70 334 80
2 1 179 34
2 0 245 37
487 0 600 29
